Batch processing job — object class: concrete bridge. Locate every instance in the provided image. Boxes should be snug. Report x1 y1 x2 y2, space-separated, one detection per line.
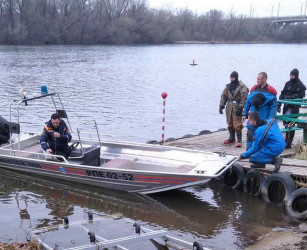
272 18 307 25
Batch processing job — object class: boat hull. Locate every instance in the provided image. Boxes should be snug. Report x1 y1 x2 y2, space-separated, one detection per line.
0 155 211 194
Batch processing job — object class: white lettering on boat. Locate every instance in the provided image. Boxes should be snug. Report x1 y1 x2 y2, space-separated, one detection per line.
86 170 134 181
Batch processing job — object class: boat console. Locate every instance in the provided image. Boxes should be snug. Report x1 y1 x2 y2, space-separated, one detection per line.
69 146 101 166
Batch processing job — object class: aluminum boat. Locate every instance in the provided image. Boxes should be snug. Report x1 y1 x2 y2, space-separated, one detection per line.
0 90 237 194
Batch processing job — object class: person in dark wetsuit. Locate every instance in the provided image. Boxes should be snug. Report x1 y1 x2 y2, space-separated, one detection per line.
277 68 306 148
219 71 249 148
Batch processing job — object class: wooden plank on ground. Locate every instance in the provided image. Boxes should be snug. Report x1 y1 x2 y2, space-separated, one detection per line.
165 128 302 157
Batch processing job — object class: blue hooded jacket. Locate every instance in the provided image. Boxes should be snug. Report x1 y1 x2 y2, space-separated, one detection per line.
242 119 286 159
243 90 277 119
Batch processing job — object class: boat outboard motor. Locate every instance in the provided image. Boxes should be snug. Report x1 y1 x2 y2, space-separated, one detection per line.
0 116 10 145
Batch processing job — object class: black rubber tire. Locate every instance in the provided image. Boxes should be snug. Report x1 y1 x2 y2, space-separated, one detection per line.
243 169 265 197
165 137 176 142
261 173 296 205
146 140 159 144
222 163 245 189
181 134 194 139
193 241 203 250
285 188 307 220
199 130 211 135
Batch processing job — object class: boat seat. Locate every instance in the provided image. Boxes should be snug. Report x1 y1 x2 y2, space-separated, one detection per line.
69 146 101 166
177 164 195 173
102 159 132 169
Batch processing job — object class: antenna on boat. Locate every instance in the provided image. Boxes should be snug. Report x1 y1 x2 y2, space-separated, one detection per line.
18 87 28 106
161 92 167 144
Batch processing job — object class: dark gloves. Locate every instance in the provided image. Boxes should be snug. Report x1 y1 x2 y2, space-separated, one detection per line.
235 107 243 116
219 106 224 114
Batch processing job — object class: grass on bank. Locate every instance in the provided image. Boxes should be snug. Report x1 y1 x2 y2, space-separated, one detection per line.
0 242 42 250
293 142 307 160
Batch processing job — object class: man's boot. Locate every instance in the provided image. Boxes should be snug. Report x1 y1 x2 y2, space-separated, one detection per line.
250 163 266 169
235 131 242 148
272 157 283 173
288 131 295 148
285 132 291 149
224 129 235 144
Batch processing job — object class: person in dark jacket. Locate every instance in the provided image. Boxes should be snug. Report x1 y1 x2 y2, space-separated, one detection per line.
238 112 285 173
277 68 306 148
242 72 277 149
40 113 72 159
219 71 249 147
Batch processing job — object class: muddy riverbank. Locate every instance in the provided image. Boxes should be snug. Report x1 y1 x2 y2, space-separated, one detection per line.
247 223 307 250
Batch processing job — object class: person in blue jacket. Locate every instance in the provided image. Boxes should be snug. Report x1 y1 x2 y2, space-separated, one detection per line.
238 112 285 173
40 113 72 160
242 72 278 149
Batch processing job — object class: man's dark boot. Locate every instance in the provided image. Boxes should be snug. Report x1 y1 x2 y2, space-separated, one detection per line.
250 163 266 169
272 157 283 173
224 129 235 144
285 131 295 149
285 132 291 149
288 131 295 148
235 131 242 148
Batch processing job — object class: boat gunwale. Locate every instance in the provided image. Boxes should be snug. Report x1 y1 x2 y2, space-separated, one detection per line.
0 133 237 178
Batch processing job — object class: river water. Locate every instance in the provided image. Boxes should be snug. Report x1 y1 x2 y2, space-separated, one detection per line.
0 44 306 248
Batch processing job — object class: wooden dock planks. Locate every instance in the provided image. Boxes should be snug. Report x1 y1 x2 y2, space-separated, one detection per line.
165 128 307 183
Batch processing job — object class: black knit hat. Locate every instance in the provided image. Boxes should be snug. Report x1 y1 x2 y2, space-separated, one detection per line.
290 68 299 78
230 71 238 79
252 93 266 109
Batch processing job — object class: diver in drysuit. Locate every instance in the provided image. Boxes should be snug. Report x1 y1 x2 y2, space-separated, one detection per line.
277 68 306 148
238 112 285 173
242 72 277 149
242 91 277 149
219 71 249 148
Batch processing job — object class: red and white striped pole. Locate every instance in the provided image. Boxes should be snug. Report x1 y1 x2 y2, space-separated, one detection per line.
161 92 168 144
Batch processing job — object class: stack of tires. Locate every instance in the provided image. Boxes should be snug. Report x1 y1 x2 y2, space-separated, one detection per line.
221 163 307 220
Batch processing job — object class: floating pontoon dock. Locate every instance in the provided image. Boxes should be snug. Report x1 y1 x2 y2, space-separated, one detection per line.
165 128 307 187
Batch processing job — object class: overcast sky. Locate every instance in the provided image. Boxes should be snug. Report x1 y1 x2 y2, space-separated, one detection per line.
148 0 307 18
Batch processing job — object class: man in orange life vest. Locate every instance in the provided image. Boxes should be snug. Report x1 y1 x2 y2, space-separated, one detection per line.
40 113 72 159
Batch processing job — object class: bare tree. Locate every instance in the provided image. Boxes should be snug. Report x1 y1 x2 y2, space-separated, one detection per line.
0 0 306 44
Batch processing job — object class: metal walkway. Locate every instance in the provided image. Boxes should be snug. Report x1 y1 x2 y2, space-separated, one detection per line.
29 213 209 250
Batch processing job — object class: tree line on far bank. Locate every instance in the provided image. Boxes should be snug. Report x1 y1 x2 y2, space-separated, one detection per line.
0 0 306 45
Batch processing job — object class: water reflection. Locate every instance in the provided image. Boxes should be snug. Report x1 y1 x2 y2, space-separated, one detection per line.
0 168 299 249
